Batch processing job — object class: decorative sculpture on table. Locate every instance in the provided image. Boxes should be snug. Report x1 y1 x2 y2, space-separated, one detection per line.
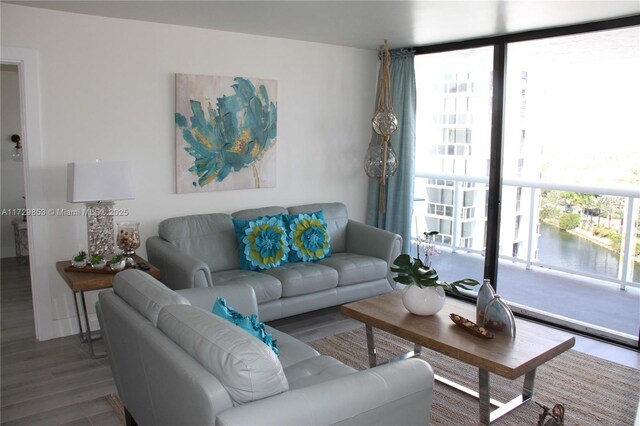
364 40 398 213
476 278 496 325
536 402 565 425
482 294 517 337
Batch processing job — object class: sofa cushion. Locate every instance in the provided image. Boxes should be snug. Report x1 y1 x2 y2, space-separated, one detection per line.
232 206 288 220
157 304 289 405
211 269 282 304
232 215 290 270
158 213 239 272
113 269 190 326
288 202 348 253
265 326 320 368
263 262 338 297
212 297 279 356
318 253 388 287
283 355 356 390
285 211 331 262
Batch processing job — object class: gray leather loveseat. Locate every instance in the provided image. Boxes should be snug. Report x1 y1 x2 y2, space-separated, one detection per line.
97 269 434 426
147 202 402 321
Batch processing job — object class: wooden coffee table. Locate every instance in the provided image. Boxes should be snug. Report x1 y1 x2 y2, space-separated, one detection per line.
341 291 575 425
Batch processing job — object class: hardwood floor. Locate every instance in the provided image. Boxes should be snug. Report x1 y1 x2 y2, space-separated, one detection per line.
1 257 638 425
1 258 118 426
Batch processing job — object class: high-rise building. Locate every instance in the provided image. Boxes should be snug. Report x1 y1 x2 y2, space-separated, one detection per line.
416 58 540 261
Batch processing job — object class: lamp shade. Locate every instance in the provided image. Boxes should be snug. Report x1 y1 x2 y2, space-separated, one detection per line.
67 160 134 203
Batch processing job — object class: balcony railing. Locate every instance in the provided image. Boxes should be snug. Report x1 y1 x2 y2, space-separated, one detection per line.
414 172 640 290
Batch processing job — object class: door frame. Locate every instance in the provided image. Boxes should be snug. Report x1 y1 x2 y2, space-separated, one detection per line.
1 46 54 341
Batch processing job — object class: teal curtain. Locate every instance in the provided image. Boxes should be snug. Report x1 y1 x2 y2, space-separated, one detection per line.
366 49 416 254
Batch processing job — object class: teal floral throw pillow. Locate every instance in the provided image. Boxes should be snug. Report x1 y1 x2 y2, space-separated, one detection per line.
286 211 331 262
233 215 290 270
212 297 279 356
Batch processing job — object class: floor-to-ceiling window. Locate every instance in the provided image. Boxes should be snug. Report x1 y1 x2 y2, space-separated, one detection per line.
414 47 493 287
413 18 640 347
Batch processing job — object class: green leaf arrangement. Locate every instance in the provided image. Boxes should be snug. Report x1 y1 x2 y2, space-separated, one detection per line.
391 232 480 296
73 251 87 262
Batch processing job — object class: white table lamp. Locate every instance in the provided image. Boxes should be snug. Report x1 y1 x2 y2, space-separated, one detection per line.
67 160 134 256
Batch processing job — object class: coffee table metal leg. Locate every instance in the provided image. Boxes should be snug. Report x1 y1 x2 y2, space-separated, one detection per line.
367 328 424 367
484 368 537 424
479 369 491 424
363 325 536 424
365 325 377 367
523 368 535 399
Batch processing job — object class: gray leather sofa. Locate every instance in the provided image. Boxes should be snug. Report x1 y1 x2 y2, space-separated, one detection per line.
97 269 434 426
147 202 402 321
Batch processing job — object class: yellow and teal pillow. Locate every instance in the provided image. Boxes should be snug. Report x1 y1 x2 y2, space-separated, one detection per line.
212 297 279 356
232 215 290 271
286 211 331 262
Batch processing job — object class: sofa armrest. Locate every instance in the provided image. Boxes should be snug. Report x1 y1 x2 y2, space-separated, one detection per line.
146 236 212 290
177 284 259 317
215 358 433 426
346 220 402 287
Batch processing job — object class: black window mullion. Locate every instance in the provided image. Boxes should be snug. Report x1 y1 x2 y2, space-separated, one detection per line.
483 42 507 291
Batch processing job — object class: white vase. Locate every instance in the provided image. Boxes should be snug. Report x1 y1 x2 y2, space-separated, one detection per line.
110 259 126 271
71 259 87 268
402 285 446 316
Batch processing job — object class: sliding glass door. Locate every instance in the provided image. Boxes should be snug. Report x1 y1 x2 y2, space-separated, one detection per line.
413 21 640 346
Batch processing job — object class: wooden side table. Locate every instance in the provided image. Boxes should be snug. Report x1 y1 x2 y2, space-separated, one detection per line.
56 254 160 358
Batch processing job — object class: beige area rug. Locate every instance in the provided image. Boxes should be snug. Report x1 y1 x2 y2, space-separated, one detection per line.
106 329 639 425
310 328 640 426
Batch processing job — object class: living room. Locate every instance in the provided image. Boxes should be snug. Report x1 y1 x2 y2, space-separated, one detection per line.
1 1 639 425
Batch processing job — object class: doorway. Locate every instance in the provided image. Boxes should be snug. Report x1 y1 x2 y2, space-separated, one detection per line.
1 47 53 341
1 63 34 342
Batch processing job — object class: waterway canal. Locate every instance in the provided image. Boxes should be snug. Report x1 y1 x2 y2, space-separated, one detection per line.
538 223 639 283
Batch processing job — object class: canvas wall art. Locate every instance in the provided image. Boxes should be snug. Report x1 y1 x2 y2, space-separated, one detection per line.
175 73 277 193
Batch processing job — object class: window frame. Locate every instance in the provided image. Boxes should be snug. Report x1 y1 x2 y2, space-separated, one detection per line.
413 14 640 292
412 14 640 348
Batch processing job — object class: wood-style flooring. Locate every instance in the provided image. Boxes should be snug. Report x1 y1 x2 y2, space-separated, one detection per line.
1 258 118 426
1 257 638 425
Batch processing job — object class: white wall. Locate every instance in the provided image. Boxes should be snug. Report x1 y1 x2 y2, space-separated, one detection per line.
1 65 26 259
0 3 377 339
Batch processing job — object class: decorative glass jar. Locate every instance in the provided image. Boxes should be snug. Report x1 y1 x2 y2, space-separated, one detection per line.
364 140 398 179
372 111 398 137
116 222 141 266
476 279 496 325
483 295 516 337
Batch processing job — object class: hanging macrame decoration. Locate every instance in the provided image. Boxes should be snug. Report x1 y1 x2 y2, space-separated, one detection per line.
364 40 398 213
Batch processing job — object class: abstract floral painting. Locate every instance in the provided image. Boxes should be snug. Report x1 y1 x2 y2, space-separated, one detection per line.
175 74 277 193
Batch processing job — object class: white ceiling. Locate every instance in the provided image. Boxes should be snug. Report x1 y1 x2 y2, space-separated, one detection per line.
5 1 640 50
